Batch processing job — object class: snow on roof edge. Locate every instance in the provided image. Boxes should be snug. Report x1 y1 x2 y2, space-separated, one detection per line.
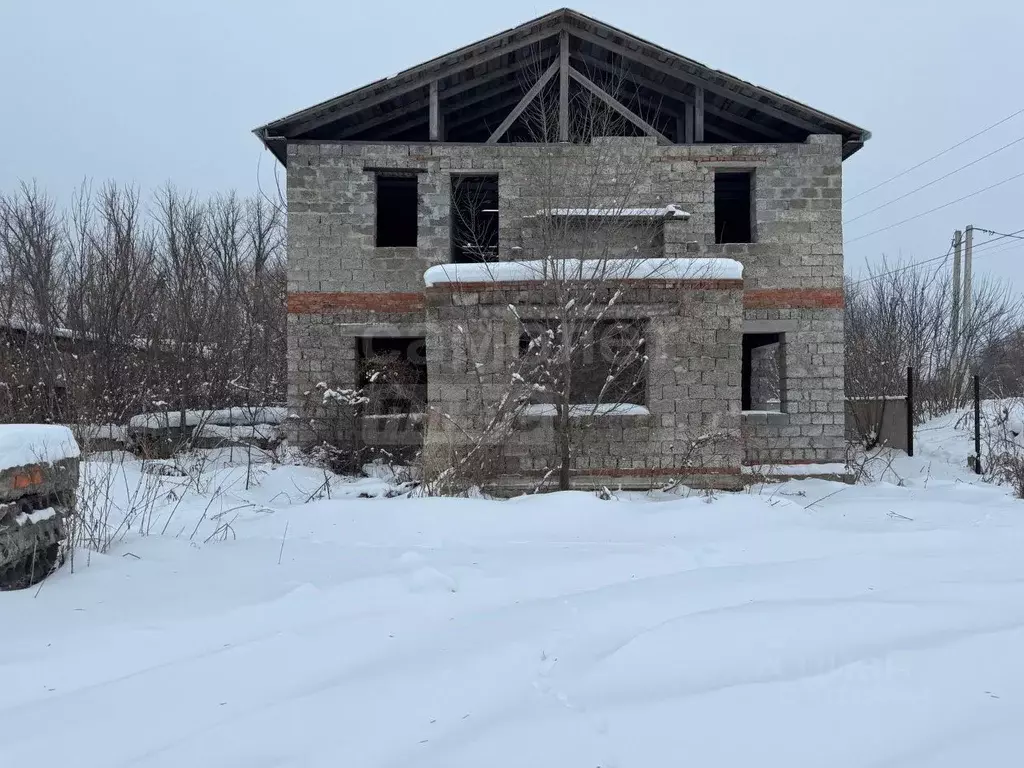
424 258 743 287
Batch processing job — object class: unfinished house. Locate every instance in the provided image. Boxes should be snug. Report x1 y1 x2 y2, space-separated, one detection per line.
255 8 869 489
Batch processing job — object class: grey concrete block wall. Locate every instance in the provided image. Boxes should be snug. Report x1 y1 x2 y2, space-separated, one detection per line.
285 134 848 475
672 134 844 291
741 307 846 464
285 135 843 294
423 280 744 487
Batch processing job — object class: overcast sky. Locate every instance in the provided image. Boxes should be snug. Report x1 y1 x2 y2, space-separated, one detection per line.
2 0 1022 287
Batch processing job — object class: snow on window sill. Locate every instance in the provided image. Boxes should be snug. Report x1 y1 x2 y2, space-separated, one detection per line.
537 204 690 219
742 410 790 425
361 413 425 421
521 403 651 418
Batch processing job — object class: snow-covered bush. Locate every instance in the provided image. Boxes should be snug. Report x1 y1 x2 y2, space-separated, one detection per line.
298 350 427 478
983 399 1024 498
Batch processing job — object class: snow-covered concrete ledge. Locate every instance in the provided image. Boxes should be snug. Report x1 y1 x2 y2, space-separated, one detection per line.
129 407 289 431
520 403 651 418
742 410 790 426
537 204 690 219
424 258 743 287
0 425 80 470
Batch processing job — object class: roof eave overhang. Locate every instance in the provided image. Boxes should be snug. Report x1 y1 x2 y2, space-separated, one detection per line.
254 127 288 165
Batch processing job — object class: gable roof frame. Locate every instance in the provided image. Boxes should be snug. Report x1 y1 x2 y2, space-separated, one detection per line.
254 8 869 162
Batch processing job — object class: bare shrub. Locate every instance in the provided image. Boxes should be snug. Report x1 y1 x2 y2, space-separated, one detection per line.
67 454 165 558
979 397 1024 498
845 256 1024 445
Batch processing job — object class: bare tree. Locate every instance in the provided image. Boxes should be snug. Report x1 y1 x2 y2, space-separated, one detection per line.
845 255 1023 446
0 180 287 433
0 183 69 419
64 182 163 422
428 60 726 493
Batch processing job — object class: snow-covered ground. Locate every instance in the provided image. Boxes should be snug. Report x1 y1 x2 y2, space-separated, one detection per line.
2 414 1023 767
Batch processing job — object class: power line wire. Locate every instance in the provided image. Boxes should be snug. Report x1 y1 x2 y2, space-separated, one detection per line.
974 227 1024 241
846 134 1024 224
850 243 954 286
848 228 1024 286
844 171 1024 244
964 240 1024 261
973 227 1024 246
845 107 1024 203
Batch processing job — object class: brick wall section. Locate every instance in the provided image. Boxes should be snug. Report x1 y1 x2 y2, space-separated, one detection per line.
286 286 838 311
743 289 844 309
288 292 425 313
742 307 845 464
285 135 843 295
676 135 844 291
287 312 425 439
423 280 743 485
285 134 847 474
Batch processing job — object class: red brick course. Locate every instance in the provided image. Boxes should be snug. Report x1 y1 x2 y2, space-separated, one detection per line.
288 287 842 314
287 292 425 314
743 288 844 310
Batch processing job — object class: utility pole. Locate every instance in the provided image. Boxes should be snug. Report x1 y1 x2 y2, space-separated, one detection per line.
963 224 974 333
951 229 963 350
962 224 974 400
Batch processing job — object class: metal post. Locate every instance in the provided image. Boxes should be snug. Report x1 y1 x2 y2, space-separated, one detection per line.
906 366 914 457
974 374 982 474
